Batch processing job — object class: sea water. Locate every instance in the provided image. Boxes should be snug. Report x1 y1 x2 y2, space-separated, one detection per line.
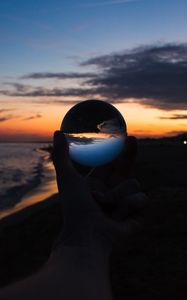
0 143 53 211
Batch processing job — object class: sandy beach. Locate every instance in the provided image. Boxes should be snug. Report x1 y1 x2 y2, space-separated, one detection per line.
0 143 187 299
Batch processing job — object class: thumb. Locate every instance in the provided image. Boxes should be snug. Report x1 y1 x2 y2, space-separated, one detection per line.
53 131 96 215
53 130 69 169
53 131 81 191
113 135 137 180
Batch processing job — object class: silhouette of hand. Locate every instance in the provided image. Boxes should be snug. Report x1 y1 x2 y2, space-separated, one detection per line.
87 136 147 236
52 131 147 249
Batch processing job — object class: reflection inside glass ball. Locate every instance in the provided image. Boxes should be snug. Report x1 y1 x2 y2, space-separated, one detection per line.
61 100 127 167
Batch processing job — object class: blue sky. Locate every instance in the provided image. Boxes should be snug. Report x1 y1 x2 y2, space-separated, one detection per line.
0 0 187 140
1 0 187 76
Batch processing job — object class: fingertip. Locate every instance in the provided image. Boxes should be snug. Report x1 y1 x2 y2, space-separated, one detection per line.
126 136 138 157
54 130 60 137
54 130 65 141
53 131 67 146
127 135 137 143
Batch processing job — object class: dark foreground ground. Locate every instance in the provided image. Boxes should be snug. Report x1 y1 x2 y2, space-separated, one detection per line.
0 144 187 299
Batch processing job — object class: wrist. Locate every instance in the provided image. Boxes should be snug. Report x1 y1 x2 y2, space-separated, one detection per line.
54 219 113 252
52 224 112 260
50 243 111 271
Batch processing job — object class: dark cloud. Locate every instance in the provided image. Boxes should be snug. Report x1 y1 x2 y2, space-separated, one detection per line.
43 99 101 105
3 82 32 92
1 43 187 111
21 72 96 80
159 114 187 120
82 44 187 110
0 115 14 122
0 85 96 97
165 130 187 136
23 113 42 120
0 109 13 113
0 108 18 122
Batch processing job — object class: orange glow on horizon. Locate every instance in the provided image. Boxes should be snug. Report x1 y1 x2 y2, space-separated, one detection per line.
0 100 186 141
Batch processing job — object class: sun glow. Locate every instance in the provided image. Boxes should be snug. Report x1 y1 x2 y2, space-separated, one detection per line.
0 99 186 141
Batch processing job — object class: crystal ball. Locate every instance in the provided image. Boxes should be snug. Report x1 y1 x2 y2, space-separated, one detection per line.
61 100 127 167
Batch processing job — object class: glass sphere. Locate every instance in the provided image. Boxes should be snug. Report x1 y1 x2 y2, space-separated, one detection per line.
61 100 127 167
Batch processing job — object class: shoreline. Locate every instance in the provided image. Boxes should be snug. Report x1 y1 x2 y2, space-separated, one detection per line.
0 191 63 288
0 172 57 220
0 146 57 223
0 192 60 229
0 144 187 296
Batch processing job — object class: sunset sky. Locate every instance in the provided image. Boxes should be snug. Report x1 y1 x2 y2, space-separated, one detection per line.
0 0 187 141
